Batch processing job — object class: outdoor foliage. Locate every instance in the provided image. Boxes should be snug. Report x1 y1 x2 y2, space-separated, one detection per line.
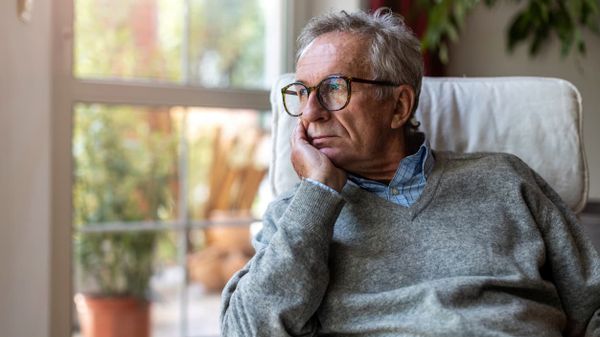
74 0 183 81
73 105 179 298
188 0 266 87
74 0 267 88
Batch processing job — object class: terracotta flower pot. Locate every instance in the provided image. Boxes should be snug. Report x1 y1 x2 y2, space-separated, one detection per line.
74 294 150 337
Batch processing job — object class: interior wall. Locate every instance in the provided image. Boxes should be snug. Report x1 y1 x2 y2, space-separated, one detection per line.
447 2 600 200
0 1 52 337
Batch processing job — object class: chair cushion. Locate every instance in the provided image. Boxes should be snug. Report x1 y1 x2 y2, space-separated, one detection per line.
269 74 588 213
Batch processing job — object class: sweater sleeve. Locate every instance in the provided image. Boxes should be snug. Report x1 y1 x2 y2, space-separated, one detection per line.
527 170 600 337
220 180 345 337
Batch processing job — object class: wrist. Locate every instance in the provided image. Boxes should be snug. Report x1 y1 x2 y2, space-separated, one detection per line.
309 172 346 193
304 178 339 195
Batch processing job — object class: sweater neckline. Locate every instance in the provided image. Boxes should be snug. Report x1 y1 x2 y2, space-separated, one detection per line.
342 150 448 220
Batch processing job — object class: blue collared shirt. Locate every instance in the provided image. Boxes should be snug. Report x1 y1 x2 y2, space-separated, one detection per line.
348 137 434 207
305 135 435 207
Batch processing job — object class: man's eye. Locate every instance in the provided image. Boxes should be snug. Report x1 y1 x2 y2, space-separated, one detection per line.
298 88 308 97
327 83 341 91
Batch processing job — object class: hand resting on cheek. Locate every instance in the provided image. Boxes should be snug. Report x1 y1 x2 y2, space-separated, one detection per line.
291 121 347 192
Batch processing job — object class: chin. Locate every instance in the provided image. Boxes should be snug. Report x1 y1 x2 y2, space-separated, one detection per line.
318 148 351 169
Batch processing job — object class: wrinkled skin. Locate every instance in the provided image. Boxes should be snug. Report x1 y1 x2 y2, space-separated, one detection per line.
291 31 415 192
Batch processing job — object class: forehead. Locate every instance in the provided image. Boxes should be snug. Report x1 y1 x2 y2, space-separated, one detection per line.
296 32 371 84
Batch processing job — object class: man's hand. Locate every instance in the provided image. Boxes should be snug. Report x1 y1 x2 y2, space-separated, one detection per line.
291 121 347 192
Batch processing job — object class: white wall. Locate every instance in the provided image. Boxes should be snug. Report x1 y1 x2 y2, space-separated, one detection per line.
0 1 52 337
447 2 600 200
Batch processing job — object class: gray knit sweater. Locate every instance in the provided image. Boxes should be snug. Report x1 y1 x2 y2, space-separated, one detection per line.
220 151 600 337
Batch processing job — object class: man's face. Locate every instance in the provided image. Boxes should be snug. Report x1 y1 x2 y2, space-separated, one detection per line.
295 32 402 173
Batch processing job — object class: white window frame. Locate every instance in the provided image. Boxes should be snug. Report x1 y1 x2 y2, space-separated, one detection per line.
50 0 298 336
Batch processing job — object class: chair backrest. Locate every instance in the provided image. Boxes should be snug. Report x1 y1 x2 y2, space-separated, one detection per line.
269 74 588 213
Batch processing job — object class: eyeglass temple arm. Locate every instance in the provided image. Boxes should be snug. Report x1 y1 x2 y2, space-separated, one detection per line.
351 78 399 87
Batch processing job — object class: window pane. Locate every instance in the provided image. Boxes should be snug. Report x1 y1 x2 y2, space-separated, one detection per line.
188 0 270 89
73 104 180 225
186 222 261 336
73 230 184 337
152 231 184 336
186 107 271 222
72 104 271 224
72 104 183 336
186 226 226 335
72 104 271 336
184 108 269 334
74 0 184 82
74 0 280 89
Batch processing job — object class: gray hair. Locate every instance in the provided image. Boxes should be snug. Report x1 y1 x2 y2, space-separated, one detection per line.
296 8 424 129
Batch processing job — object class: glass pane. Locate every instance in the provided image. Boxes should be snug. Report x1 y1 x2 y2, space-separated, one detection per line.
72 104 271 336
74 0 184 82
72 230 184 337
183 108 270 335
188 0 271 89
152 231 184 336
74 0 280 89
186 107 271 221
186 223 261 336
186 228 224 336
73 104 180 226
72 104 181 335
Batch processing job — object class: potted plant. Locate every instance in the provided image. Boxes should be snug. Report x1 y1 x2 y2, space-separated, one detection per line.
392 0 600 63
73 106 178 337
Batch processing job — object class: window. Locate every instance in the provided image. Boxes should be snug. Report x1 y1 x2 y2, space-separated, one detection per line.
59 1 288 336
74 0 283 89
73 105 271 336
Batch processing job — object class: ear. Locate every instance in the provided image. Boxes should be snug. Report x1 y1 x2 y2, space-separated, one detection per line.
390 85 415 129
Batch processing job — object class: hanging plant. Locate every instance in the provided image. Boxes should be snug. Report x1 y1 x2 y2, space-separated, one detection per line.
415 0 600 63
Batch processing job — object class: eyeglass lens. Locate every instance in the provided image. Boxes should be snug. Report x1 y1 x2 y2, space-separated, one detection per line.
283 77 349 116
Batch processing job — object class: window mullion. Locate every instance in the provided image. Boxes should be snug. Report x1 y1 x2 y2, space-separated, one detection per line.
70 80 271 111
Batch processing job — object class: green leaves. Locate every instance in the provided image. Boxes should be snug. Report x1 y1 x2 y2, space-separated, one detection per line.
73 105 178 298
417 0 600 63
506 0 582 57
419 0 480 63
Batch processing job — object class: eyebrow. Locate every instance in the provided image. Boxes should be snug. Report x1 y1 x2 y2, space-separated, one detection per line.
294 73 346 85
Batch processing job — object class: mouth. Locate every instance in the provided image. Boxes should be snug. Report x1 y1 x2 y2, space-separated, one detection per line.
309 135 337 147
310 135 335 140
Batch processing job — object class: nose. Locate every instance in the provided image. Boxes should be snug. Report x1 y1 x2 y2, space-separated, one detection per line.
300 90 330 123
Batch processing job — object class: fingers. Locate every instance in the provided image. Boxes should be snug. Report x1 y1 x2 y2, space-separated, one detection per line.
292 120 309 146
290 121 347 192
291 121 318 180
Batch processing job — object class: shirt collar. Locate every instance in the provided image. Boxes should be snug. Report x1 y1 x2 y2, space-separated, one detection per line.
348 132 434 190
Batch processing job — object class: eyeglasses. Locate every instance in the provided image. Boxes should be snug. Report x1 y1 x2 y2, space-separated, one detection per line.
281 75 399 117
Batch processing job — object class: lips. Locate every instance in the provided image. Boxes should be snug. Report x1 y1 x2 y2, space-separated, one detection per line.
309 135 337 147
310 135 335 140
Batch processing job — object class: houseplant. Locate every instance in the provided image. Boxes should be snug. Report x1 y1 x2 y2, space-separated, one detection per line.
406 0 600 63
73 105 178 337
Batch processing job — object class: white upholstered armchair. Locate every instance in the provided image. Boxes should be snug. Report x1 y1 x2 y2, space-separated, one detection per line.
269 74 588 213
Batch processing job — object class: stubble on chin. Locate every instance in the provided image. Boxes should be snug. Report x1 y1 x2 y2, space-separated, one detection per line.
317 147 347 170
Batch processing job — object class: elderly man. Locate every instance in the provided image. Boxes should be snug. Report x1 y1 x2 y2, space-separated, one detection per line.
220 9 600 337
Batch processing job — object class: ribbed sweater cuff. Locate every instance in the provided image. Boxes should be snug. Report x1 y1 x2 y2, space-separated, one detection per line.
282 179 346 240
